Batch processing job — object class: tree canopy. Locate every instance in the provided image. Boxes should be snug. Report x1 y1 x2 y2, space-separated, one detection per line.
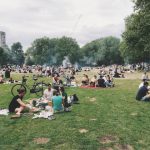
26 36 80 65
11 42 25 65
120 0 150 63
81 36 123 66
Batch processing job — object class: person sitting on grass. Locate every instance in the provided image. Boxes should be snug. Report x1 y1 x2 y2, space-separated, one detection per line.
8 77 15 83
59 86 71 112
43 84 55 101
52 91 63 112
0 74 4 84
8 89 28 116
141 72 149 81
136 81 150 101
139 79 147 89
97 75 106 88
81 74 89 86
52 74 63 91
105 75 114 87
90 75 97 87
52 74 59 85
31 84 56 110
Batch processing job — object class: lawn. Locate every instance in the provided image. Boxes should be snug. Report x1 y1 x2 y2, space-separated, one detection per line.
0 73 150 150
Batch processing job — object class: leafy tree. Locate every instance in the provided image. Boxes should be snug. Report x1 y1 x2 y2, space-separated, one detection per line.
120 0 150 63
81 36 123 66
25 56 34 66
96 37 123 65
0 47 10 66
56 36 80 64
26 37 58 65
80 41 98 65
11 42 25 65
26 36 80 65
0 47 5 65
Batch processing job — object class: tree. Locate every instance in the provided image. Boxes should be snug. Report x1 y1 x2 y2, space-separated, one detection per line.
56 36 80 64
120 0 150 63
95 37 123 65
26 36 80 65
11 42 25 65
81 36 123 66
0 47 10 66
26 37 58 65
0 47 5 65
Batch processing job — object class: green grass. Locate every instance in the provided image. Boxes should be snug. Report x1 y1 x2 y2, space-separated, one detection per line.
0 74 150 150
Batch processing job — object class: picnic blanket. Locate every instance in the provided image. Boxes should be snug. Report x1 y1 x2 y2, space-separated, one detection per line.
80 86 102 89
0 109 9 115
32 111 54 120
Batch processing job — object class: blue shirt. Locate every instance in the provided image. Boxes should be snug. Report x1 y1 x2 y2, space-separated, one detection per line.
52 96 63 111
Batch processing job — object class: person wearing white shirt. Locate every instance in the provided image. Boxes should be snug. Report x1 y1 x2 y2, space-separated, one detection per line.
43 84 55 101
142 72 149 81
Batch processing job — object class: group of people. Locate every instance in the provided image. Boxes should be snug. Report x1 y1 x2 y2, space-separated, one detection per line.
81 74 114 88
8 84 74 117
0 67 11 84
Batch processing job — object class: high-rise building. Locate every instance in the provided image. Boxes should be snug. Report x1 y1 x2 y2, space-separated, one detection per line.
0 31 6 47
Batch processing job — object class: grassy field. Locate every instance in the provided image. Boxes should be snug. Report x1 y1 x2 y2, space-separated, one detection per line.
0 73 150 150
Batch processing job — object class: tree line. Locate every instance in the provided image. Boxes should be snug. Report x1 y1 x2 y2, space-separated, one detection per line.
0 0 150 66
0 36 123 66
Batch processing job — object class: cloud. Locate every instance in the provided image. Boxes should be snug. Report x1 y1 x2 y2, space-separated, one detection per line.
0 0 134 50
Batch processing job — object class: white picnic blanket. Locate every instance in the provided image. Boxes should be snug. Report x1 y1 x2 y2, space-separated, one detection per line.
0 109 9 115
32 106 54 120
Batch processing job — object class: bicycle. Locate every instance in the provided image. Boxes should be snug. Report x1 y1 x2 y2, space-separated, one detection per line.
11 75 48 97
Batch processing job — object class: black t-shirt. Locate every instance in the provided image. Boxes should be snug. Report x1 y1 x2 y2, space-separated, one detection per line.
62 92 70 107
97 78 106 87
136 86 148 100
9 95 22 113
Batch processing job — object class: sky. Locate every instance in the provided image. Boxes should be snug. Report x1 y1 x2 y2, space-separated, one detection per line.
0 0 134 50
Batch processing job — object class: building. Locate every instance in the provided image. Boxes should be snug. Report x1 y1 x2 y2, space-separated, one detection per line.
0 31 6 47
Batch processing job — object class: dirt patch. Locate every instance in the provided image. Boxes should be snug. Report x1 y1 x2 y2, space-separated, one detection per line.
79 128 88 133
98 135 118 144
138 140 145 144
90 118 97 121
99 147 113 150
114 144 134 150
90 97 96 102
33 137 50 144
130 112 137 116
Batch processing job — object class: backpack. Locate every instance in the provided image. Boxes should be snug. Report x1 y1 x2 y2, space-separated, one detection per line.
68 94 79 104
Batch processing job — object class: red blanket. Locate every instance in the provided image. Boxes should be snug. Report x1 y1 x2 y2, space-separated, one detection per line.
80 86 102 89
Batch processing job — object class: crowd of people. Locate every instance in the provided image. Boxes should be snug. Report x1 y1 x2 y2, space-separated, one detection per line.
2 63 150 119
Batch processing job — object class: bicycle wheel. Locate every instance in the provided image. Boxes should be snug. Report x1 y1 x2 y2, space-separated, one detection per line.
35 82 48 97
11 84 27 96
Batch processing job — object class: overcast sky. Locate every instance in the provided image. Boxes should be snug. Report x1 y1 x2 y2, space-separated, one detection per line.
0 0 134 50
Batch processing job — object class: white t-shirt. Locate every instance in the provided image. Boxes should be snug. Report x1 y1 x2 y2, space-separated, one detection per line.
139 82 144 89
43 89 54 100
142 74 149 80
